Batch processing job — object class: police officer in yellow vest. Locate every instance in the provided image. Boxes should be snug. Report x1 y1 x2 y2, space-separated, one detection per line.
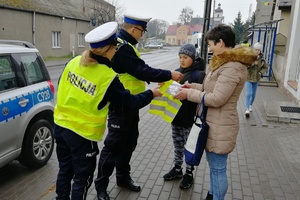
95 14 183 199
53 21 162 200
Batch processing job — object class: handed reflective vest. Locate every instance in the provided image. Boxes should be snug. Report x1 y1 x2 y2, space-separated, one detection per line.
149 80 182 123
54 56 117 141
117 38 146 94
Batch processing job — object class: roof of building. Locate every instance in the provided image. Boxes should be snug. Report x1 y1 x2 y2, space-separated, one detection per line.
0 0 88 20
166 25 178 35
166 24 202 35
191 17 204 25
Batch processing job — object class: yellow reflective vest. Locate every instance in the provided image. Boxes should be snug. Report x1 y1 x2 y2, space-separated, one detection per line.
117 38 146 94
54 56 117 141
149 80 182 123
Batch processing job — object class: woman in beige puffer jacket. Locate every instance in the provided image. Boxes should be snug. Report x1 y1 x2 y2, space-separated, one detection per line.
174 24 257 200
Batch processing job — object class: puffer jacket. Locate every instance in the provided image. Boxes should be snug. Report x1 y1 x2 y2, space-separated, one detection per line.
186 47 257 154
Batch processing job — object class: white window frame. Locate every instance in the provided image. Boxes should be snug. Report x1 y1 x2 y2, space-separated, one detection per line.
52 31 61 48
78 33 85 47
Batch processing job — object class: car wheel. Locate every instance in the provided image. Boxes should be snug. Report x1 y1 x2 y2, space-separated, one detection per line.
19 119 54 169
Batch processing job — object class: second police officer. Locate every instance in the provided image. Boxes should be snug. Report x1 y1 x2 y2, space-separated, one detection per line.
95 14 183 200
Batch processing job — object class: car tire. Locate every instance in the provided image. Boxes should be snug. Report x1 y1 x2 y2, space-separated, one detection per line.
18 119 54 169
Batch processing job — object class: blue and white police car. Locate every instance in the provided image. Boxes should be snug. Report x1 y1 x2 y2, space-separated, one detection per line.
0 40 55 169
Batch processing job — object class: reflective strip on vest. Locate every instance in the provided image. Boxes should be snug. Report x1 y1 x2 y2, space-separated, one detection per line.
149 80 182 123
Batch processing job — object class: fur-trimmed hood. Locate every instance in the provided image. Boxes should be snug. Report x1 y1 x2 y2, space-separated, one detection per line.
210 46 257 72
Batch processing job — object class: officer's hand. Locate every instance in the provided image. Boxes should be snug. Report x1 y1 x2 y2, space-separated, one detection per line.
151 86 163 98
171 71 183 82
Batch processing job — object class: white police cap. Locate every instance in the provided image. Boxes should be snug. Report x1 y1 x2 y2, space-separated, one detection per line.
124 14 151 30
85 21 119 48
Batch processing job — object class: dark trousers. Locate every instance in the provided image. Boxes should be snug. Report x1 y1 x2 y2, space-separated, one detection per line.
95 110 139 191
54 125 99 200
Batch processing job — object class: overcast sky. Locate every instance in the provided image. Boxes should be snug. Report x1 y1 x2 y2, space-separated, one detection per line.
120 0 257 25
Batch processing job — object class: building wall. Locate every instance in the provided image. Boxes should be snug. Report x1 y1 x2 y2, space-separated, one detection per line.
283 0 300 104
0 8 90 57
166 36 177 45
255 0 273 23
35 14 91 57
0 9 33 42
176 26 189 46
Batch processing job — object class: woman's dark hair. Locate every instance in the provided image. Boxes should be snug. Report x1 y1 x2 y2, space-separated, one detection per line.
205 24 236 48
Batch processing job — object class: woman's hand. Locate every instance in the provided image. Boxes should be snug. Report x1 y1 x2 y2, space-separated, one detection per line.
181 83 192 88
173 88 188 100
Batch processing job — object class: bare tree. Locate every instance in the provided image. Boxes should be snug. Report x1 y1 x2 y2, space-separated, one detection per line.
105 0 126 24
147 19 168 39
179 7 194 25
86 0 125 26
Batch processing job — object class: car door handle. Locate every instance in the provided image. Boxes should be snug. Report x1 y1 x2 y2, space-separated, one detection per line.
18 98 29 107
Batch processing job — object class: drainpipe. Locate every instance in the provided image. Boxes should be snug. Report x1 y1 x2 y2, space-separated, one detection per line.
32 12 36 45
201 0 212 64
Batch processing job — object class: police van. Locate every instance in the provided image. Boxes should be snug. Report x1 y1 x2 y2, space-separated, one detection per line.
0 40 55 169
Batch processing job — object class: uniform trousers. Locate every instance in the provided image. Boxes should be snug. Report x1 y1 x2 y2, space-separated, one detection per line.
95 110 139 191
54 125 99 200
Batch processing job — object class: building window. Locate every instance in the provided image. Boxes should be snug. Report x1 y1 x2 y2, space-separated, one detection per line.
78 33 85 47
52 31 61 48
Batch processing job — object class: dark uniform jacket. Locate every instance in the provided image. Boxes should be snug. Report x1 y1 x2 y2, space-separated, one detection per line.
111 29 172 83
92 56 154 112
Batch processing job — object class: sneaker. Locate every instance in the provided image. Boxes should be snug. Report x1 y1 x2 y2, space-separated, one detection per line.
205 192 213 200
163 167 183 180
245 109 250 118
179 173 193 189
249 105 253 112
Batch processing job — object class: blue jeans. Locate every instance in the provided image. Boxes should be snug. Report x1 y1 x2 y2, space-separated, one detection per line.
206 151 228 200
245 81 259 109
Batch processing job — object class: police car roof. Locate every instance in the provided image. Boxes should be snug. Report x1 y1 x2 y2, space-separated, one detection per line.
0 40 38 54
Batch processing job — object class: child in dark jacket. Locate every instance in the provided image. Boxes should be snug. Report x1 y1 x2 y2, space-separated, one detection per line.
163 44 206 189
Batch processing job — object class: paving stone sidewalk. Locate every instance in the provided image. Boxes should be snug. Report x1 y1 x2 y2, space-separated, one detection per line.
41 85 300 200
1 58 299 200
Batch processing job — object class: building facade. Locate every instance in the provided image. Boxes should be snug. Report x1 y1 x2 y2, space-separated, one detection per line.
0 0 115 58
165 3 224 46
255 0 300 105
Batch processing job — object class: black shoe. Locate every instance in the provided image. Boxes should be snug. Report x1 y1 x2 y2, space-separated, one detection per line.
98 191 110 200
179 173 193 189
163 166 183 180
205 191 213 200
117 178 141 192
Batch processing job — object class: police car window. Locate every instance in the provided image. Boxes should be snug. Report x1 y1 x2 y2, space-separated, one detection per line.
20 53 44 85
0 56 17 92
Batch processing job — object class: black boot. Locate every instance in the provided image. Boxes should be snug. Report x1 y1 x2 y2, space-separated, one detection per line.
117 177 141 192
98 191 110 200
